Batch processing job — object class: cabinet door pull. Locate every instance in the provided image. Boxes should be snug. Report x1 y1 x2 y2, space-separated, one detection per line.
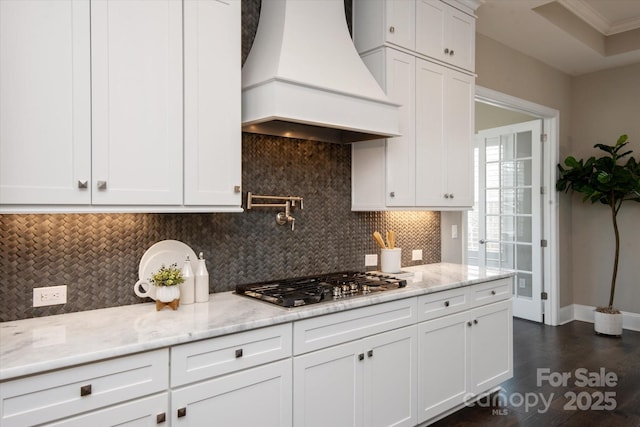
474 319 478 325
358 353 365 361
467 321 472 327
235 348 243 358
449 49 455 56
367 349 374 358
491 290 496 295
390 191 396 198
444 48 449 54
389 26 395 34
444 193 450 199
156 413 166 424
450 193 454 199
77 180 88 189
97 180 107 190
80 384 92 396
177 407 187 418
444 301 450 307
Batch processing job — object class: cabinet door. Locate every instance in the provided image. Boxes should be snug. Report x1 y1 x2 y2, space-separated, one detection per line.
385 49 415 207
445 6 475 72
468 300 513 395
91 0 182 205
47 393 168 427
415 0 446 62
443 69 474 207
415 59 446 206
385 0 415 51
417 311 469 424
172 359 292 427
293 340 363 427
363 326 417 427
183 0 241 207
0 0 90 206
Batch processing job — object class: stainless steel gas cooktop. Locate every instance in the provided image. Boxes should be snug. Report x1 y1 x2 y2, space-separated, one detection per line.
235 271 407 308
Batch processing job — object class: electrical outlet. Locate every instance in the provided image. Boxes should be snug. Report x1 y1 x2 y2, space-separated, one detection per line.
33 285 67 307
365 254 378 267
412 249 423 261
451 224 458 239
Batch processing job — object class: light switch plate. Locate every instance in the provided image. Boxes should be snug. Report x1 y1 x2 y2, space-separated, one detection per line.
365 254 378 267
451 224 459 239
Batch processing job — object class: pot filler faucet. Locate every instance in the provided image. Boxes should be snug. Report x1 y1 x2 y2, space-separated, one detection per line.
246 192 304 231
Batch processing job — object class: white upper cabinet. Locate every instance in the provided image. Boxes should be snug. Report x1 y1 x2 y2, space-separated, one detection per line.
91 0 183 206
416 0 475 72
0 0 242 213
354 0 476 72
183 0 241 207
0 0 91 206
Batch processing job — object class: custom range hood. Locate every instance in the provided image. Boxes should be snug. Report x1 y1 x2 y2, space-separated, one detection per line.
242 0 400 143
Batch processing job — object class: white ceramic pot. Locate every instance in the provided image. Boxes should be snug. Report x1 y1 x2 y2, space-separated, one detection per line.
594 310 622 336
155 285 180 303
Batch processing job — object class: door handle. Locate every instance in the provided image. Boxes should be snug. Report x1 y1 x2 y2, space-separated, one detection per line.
479 239 487 244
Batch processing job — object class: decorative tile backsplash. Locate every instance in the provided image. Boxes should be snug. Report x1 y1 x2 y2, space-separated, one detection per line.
0 0 441 321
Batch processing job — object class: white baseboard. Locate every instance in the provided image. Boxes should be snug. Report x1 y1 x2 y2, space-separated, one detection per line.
558 304 640 332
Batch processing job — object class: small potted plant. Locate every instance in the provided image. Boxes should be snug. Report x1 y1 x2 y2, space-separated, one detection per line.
150 263 183 311
556 134 640 335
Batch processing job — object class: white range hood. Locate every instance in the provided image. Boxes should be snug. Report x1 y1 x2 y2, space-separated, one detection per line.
241 0 400 143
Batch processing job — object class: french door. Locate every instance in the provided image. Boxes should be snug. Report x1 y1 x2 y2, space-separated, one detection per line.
467 120 543 322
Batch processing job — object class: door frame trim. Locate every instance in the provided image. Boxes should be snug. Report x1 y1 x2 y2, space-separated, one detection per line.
474 86 560 326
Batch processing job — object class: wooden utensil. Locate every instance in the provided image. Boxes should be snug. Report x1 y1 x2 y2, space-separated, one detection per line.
373 231 386 249
387 231 396 249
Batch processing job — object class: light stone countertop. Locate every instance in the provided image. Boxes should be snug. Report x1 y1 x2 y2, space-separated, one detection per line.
0 263 513 381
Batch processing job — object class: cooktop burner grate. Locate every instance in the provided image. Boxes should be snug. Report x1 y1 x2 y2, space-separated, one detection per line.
235 271 407 307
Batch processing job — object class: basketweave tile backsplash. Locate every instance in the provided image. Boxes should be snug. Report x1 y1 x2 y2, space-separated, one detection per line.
0 0 441 322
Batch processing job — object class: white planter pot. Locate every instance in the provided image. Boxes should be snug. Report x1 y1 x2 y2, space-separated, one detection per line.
594 310 622 336
156 285 180 303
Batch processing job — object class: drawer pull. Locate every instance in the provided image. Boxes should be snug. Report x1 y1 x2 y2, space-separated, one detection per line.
467 321 472 327
156 413 166 424
491 290 496 295
177 407 187 418
444 301 450 307
80 384 92 397
367 349 374 358
358 353 364 361
474 319 478 325
235 348 243 358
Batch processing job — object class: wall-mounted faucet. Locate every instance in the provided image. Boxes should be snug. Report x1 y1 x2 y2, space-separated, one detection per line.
247 192 304 231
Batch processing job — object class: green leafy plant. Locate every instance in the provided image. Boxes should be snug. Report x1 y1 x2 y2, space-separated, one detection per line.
556 134 640 313
149 263 184 287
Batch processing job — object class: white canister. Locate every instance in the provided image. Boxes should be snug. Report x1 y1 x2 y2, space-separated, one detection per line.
381 248 402 273
195 252 210 303
180 257 195 304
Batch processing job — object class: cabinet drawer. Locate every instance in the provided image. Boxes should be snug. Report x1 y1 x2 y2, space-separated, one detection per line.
293 298 417 355
171 323 292 387
470 278 512 306
417 287 469 322
0 349 168 427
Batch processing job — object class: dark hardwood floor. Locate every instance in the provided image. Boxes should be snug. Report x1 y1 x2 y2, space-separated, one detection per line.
431 319 640 427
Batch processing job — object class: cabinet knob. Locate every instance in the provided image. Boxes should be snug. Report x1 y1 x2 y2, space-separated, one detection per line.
367 349 374 358
444 193 450 199
390 191 395 198
235 348 243 358
474 319 478 325
177 407 187 418
444 48 449 54
97 180 107 190
234 185 241 193
80 384 92 396
358 353 365 361
450 193 454 199
491 290 496 295
389 26 395 34
467 321 472 327
77 180 88 189
156 413 166 424
444 301 450 307
450 49 455 56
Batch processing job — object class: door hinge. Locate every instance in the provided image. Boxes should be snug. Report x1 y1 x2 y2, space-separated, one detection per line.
541 133 548 143
541 291 548 300
541 239 548 247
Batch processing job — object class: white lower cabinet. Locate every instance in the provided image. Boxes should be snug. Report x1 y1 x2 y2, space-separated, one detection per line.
171 359 292 426
417 299 513 424
293 325 417 427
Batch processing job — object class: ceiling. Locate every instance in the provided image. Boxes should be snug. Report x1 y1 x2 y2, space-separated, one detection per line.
476 0 640 76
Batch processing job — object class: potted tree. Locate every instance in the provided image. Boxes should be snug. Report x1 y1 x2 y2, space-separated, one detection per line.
556 134 640 336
